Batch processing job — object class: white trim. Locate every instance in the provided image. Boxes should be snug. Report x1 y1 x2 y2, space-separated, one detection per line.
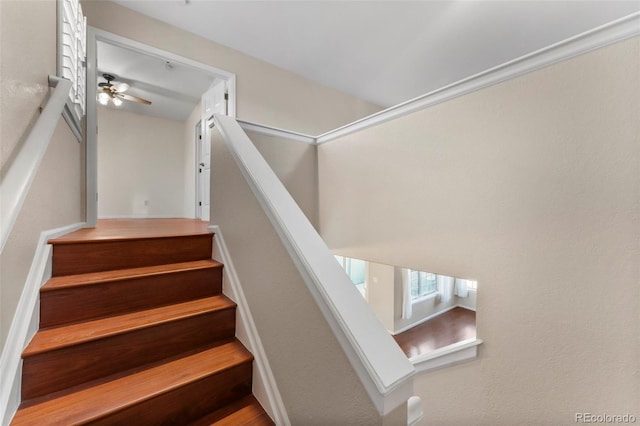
212 115 415 415
0 76 73 253
0 222 85 425
86 27 98 227
319 12 640 145
61 104 83 142
91 28 235 81
407 396 424 426
238 120 316 145
209 225 290 426
392 305 459 336
457 303 476 312
85 27 237 228
194 120 203 220
411 338 483 374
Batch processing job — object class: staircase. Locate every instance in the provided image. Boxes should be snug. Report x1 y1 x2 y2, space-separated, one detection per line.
11 220 274 425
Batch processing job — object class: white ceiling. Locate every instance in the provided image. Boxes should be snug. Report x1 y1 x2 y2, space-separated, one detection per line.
110 0 640 109
97 40 216 120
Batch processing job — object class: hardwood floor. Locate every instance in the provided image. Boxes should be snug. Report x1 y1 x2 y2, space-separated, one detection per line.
393 307 476 358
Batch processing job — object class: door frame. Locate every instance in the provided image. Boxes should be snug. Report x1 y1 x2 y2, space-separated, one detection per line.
194 119 202 219
85 27 236 226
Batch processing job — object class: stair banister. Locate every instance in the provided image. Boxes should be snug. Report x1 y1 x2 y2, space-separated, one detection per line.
212 114 417 417
0 76 73 253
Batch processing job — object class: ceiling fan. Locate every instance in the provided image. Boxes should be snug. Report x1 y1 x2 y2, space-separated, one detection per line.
97 73 152 107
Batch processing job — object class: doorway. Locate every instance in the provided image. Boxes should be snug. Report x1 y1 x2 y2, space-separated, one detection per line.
86 27 236 226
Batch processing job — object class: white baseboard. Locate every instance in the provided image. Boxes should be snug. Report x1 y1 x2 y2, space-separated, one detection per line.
393 305 459 335
209 225 290 426
457 303 476 312
0 222 85 425
393 302 477 336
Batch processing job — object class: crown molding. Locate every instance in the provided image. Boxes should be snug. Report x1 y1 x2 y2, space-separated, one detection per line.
315 12 640 144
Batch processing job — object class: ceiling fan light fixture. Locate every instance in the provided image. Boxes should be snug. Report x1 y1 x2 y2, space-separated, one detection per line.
112 97 123 107
98 92 109 105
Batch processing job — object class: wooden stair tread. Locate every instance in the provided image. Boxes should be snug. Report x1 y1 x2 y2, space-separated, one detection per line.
190 395 274 426
13 341 253 425
24 296 235 356
49 219 213 244
42 259 222 291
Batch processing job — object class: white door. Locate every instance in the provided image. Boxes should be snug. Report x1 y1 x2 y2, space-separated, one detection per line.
198 79 227 221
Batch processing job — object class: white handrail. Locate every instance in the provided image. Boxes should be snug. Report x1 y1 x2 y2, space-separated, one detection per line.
0 76 72 253
212 114 416 416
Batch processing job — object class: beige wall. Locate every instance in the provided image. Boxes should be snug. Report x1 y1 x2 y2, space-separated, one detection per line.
210 129 380 425
81 0 382 135
0 1 84 349
365 262 395 332
0 0 56 171
318 37 640 424
97 106 186 218
247 131 319 228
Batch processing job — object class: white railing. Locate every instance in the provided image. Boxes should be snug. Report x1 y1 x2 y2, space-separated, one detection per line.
0 76 72 253
212 114 417 416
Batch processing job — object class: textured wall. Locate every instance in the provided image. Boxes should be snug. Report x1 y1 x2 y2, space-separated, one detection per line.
318 37 640 424
0 1 56 171
247 131 319 229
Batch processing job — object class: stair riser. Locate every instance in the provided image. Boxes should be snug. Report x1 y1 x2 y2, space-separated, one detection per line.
40 267 223 328
22 309 236 400
92 362 253 426
51 235 214 276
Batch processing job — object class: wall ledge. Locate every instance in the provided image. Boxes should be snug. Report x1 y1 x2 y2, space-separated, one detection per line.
411 338 483 374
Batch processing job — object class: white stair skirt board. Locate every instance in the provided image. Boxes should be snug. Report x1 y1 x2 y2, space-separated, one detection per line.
0 222 86 425
210 225 290 426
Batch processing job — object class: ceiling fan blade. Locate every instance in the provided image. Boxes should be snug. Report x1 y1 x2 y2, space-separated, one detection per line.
113 82 130 92
98 82 112 88
116 93 152 105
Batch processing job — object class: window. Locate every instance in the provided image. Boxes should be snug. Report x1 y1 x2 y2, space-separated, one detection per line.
58 0 86 140
335 256 366 296
410 270 437 299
